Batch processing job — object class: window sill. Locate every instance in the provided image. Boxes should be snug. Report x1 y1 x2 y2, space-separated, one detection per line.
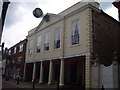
43 50 50 53
36 52 41 54
53 47 61 51
28 54 32 55
70 44 80 47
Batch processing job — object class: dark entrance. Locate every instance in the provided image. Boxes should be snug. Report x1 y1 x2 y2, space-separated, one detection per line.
35 62 40 82
70 64 77 82
65 56 85 88
69 59 78 84
54 60 60 81
25 63 33 81
43 61 49 83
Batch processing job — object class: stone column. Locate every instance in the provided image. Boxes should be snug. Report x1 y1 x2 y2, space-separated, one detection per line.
85 54 91 88
23 63 26 81
39 61 43 83
32 62 36 82
91 61 99 88
48 60 53 84
59 58 64 86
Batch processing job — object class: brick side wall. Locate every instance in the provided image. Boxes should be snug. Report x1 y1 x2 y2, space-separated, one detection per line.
9 39 27 78
92 10 119 66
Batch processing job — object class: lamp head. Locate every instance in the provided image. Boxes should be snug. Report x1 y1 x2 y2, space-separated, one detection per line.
33 8 43 18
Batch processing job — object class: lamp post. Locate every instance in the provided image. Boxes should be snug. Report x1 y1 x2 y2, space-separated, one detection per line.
0 0 10 43
31 8 43 89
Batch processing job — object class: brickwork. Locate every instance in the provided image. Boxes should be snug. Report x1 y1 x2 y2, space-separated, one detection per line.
5 39 27 80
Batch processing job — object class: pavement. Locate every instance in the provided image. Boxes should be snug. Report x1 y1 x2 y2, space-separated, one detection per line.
2 79 58 90
2 78 83 90
0 68 2 90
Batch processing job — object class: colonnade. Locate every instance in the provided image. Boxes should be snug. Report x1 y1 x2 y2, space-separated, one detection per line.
31 59 64 86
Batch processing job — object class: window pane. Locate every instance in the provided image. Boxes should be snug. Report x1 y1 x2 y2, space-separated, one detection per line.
19 44 23 52
54 27 60 49
14 47 16 54
44 43 49 51
44 32 49 51
71 19 80 45
29 40 33 54
37 46 41 53
37 36 41 46
36 36 41 53
55 27 60 41
45 32 49 44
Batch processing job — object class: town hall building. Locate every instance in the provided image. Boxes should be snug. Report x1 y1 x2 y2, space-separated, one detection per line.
24 1 120 89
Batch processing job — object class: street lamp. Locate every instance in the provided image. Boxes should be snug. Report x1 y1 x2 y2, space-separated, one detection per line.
31 8 50 89
33 8 50 22
33 8 43 18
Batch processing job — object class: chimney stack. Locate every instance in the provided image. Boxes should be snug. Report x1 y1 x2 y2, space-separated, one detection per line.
113 0 120 21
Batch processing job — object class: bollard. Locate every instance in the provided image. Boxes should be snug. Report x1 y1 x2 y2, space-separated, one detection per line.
5 74 7 81
17 76 20 84
32 79 35 89
101 85 105 90
16 74 20 84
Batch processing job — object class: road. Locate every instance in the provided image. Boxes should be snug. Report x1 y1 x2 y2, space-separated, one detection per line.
2 81 22 88
2 81 26 90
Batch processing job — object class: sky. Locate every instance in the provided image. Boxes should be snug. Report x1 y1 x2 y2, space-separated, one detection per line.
1 0 119 48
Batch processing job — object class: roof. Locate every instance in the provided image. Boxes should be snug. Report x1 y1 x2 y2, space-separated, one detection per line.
9 39 27 50
113 0 120 9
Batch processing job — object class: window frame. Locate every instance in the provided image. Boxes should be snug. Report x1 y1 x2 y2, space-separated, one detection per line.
36 36 41 53
44 32 49 51
71 19 80 45
54 27 61 49
14 47 16 54
28 40 33 55
19 44 23 52
8 49 11 55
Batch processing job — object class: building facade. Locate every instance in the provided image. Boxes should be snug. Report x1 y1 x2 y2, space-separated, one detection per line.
113 0 120 88
0 0 10 43
24 1 120 89
5 39 27 80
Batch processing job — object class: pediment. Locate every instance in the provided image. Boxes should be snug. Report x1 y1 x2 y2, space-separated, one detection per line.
35 13 63 32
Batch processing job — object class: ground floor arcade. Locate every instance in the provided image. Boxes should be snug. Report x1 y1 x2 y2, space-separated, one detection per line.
23 55 86 88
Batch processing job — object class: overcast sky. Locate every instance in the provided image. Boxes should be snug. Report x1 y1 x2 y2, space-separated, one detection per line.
1 0 118 48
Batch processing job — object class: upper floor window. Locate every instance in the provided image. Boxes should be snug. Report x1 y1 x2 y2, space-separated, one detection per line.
19 44 23 52
36 36 41 53
17 56 22 64
71 19 80 45
14 47 16 54
28 40 33 55
54 27 60 49
44 32 49 51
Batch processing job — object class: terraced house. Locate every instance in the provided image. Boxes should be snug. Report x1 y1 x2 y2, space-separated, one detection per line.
5 39 27 80
24 1 120 89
